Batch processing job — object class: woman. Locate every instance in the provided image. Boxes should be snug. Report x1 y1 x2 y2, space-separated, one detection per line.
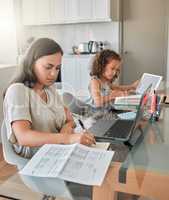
3 38 95 158
88 49 138 109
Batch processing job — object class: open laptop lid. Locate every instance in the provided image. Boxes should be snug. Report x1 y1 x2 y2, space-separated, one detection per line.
95 84 152 142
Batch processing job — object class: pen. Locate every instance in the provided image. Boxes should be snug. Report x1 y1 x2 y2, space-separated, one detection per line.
78 119 96 144
78 119 85 130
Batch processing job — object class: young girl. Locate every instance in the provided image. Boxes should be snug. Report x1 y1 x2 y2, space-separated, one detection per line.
3 38 95 158
88 49 138 109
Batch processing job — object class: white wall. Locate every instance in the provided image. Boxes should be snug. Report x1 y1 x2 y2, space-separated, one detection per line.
21 22 120 55
0 0 18 64
0 66 16 142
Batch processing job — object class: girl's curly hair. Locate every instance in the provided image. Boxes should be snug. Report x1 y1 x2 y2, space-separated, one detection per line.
90 49 121 78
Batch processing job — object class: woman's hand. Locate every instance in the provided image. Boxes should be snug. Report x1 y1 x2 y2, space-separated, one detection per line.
67 131 96 146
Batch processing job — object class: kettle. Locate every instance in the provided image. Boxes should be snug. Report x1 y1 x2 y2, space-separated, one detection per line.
88 41 99 54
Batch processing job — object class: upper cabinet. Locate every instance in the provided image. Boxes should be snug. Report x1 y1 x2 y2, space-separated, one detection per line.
22 0 51 25
51 0 65 23
22 0 119 26
93 0 111 21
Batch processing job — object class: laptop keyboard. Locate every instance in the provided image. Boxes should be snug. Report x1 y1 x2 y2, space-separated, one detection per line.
105 120 134 139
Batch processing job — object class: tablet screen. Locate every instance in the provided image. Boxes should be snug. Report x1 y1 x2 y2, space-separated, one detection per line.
136 73 162 94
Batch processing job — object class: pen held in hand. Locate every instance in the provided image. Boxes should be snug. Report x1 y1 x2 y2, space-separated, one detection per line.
78 119 85 130
78 119 96 145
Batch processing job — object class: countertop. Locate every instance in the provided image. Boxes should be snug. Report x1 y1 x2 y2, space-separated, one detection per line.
0 64 16 69
63 53 96 58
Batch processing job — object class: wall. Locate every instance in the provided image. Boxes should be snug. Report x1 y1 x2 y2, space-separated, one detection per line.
166 1 169 86
0 0 18 64
0 66 16 142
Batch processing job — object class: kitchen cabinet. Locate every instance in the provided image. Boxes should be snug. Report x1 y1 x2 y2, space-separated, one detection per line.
22 0 51 25
22 0 119 25
65 0 78 21
62 55 92 100
78 0 92 21
51 0 65 23
22 0 36 25
93 0 111 21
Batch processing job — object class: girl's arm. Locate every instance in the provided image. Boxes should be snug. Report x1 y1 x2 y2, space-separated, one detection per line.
12 120 95 147
111 80 140 91
90 79 126 107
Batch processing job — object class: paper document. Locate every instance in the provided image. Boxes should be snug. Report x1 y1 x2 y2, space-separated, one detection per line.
92 142 110 150
117 111 136 120
136 73 162 94
20 143 114 186
114 95 141 106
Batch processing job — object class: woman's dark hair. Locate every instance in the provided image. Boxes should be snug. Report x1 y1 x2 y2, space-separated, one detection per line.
9 38 63 89
90 49 121 78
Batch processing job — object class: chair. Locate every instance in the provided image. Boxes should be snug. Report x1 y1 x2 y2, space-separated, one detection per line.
1 121 74 200
62 92 93 116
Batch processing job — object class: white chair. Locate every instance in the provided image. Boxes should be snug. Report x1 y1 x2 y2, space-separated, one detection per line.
1 121 74 200
62 92 93 116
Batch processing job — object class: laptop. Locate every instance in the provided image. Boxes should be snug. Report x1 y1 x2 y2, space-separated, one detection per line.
88 85 151 142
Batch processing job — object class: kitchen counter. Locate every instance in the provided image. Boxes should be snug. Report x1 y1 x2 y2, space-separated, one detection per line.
63 53 95 58
0 64 16 69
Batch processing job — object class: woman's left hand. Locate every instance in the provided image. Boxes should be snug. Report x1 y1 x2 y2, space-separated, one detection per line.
60 123 75 135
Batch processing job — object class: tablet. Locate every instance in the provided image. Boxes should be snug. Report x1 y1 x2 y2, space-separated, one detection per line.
136 73 162 94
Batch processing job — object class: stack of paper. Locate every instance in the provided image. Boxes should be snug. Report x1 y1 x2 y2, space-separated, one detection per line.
114 94 141 106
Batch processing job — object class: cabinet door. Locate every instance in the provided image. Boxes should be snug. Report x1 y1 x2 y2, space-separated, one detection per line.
77 57 91 100
93 0 110 20
78 0 92 20
65 0 78 21
37 0 51 24
52 0 65 23
62 57 80 95
22 0 51 25
22 0 37 25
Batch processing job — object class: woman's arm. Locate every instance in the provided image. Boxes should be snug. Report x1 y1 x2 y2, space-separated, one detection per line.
12 120 95 147
60 107 76 134
90 79 126 107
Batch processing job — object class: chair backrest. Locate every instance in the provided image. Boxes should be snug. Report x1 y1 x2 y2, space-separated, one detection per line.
1 121 28 169
62 92 92 116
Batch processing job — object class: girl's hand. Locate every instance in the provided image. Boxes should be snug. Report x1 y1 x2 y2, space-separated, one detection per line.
67 131 96 146
110 90 129 98
130 80 140 90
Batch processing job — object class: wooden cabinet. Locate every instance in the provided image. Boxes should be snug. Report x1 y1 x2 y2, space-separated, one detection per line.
61 55 93 100
22 0 117 25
